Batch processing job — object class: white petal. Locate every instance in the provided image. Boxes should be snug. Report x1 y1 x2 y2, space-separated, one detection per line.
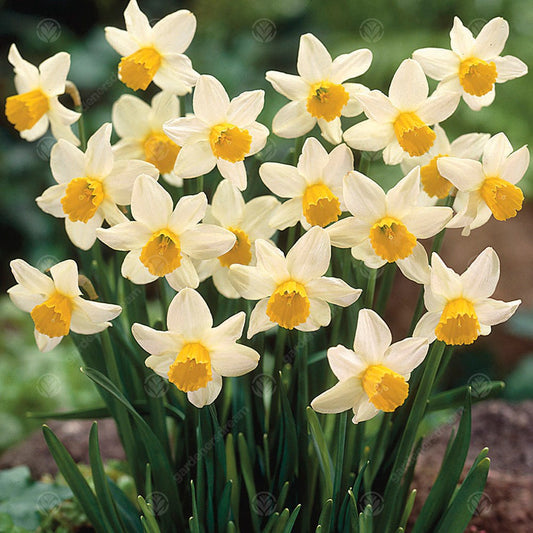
306 276 361 306
211 180 244 228
217 159 248 191
471 17 508 59
297 33 332 83
460 248 500 300
211 343 259 377
330 49 372 83
242 196 280 239
228 264 276 300
323 143 353 187
352 400 380 424
212 267 241 299
383 140 406 165
384 337 428 375
7 284 44 312
181 224 236 259
299 297 331 330
402 206 452 238
206 312 246 344
121 249 158 284
386 166 421 215
165 256 200 290
412 48 460 81
254 240 289 281
145 355 175 378
168 192 207 234
167 288 212 336
311 377 362 414
104 160 158 206
131 175 172 230
85 124 114 178
227 90 265 126
150 91 181 126
10 259 54 294
96 222 150 251
152 10 196 54
101 200 129 226
104 27 137 56
298 137 329 182
462 88 495 111
123 0 151 39
343 119 393 151
437 157 484 191
352 240 386 269
327 345 366 381
247 299 276 338
396 242 431 285
8 44 39 91
342 83 369 117
450 17 475 56
187 373 223 408
269 198 302 230
318 117 342 145
36 183 67 218
65 213 103 250
259 162 305 198
70 302 120 334
357 90 397 123
248 122 269 155
265 71 309 100
112 95 151 139
286 226 330 282
272 101 316 139
500 145 529 185
389 59 428 111
34 330 63 352
326 216 368 248
193 75 229 124
417 90 460 125
482 132 513 177
50 140 85 183
450 132 490 159
153 54 199 95
47 103 80 145
39 52 70 95
412 312 439 343
173 141 217 179
20 114 49 142
353 309 392 364
343 171 386 221
131 323 178 355
430 253 462 299
49 260 80 297
494 55 528 82
163 116 207 146
475 298 520 326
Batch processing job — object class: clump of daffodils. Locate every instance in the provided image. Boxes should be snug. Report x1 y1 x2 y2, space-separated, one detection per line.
5 7 528 532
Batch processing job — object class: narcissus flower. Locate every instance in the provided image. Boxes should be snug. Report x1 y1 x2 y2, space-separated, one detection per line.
401 124 489 199
311 309 428 423
163 75 269 190
132 288 260 407
259 137 353 230
112 91 182 186
5 44 79 144
8 259 121 352
36 123 158 250
197 180 279 298
266 33 372 145
229 226 361 338
105 0 198 93
344 59 459 164
414 248 520 346
438 132 529 236
326 168 452 283
96 175 235 291
413 17 528 111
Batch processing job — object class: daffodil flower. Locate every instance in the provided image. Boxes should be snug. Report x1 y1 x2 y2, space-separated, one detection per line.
438 132 529 236
326 168 452 284
36 123 158 250
229 226 361 338
197 180 279 298
112 91 182 187
105 0 198 93
259 137 353 230
8 259 121 352
163 75 269 190
5 44 79 144
132 288 260 407
344 59 460 165
413 17 528 111
311 309 428 423
401 124 489 200
96 175 236 291
414 248 520 346
266 33 372 145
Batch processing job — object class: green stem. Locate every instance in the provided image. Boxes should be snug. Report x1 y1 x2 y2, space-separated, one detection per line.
375 263 396 315
332 411 347 523
293 137 304 165
358 151 371 175
183 176 204 196
408 289 426 336
364 268 378 308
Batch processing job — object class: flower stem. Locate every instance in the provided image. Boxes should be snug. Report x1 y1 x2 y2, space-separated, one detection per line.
365 267 378 308
375 263 396 315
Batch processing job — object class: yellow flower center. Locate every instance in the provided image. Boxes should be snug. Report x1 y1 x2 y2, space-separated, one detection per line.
306 81 349 122
362 364 409 412
266 280 310 330
30 291 73 338
140 229 182 277
302 183 342 227
480 177 524 221
143 131 181 174
5 89 49 131
459 58 498 97
168 342 212 392
435 297 480 346
420 155 453 199
369 216 417 262
209 123 252 163
393 112 436 157
61 178 105 223
118 47 162 91
218 227 252 267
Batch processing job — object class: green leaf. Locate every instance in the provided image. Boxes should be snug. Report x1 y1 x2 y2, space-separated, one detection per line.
237 433 260 533
225 433 240 524
306 408 333 498
275 482 290 513
137 496 161 533
316 499 332 532
428 381 504 412
282 505 301 532
272 508 289 533
277 375 299 485
399 489 416 531
189 480 201 533
108 481 143 533
217 481 233 531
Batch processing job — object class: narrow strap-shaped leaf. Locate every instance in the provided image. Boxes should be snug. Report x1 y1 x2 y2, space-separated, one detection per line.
108 481 144 533
237 432 260 533
427 381 503 412
306 408 333 498
138 496 161 533
277 375 299 485
316 499 332 532
272 508 290 533
282 504 301 532
190 480 201 533
217 481 233 531
399 489 416 531
275 481 290 513
42 425 107 533
225 433 240 524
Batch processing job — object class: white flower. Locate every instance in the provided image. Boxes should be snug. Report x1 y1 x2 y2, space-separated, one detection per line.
197 180 279 299
438 132 529 236
343 59 460 165
8 259 121 352
5 44 79 144
36 123 158 250
311 309 428 424
259 137 353 230
112 91 182 187
105 0 198 93
401 124 489 200
132 288 260 407
414 248 520 346
326 168 452 284
96 174 236 291
413 17 528 111
229 226 361 338
163 75 269 191
266 33 372 145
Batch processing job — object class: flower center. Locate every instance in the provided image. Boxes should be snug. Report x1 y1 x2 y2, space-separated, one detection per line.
420 155 453 199
61 178 105 223
393 112 436 157
369 216 417 262
362 364 409 412
435 297 480 346
459 58 497 97
30 291 73 338
143 131 181 174
266 280 310 330
306 81 349 122
118 47 162 91
209 123 252 163
302 183 342 227
218 227 252 267
5 89 49 131
140 229 182 276
480 177 524 221
168 342 212 392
